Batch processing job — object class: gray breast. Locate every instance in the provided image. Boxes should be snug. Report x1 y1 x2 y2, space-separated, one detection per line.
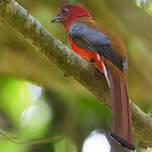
68 23 111 46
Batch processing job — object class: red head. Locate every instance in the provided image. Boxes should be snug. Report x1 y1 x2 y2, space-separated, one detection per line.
51 5 92 30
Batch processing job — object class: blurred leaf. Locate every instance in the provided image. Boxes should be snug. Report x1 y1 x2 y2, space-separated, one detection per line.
135 0 147 8
0 77 30 124
75 94 111 129
135 0 152 16
53 137 77 152
0 139 26 152
19 99 52 139
144 0 152 15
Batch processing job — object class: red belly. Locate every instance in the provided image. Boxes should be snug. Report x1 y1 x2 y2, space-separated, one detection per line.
70 39 105 73
70 39 95 61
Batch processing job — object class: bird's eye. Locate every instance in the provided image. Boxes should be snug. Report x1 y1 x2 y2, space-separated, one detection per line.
62 8 69 14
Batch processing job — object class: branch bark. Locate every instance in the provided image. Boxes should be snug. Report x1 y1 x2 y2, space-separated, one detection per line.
0 0 152 148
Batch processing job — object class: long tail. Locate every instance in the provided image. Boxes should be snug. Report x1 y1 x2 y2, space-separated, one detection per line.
106 64 135 151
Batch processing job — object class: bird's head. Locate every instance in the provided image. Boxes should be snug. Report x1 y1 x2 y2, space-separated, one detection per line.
51 5 92 30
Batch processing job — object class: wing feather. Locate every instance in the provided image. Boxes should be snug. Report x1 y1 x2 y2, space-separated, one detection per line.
68 22 128 71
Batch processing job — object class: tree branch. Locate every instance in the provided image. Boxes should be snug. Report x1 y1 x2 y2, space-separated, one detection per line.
0 0 152 148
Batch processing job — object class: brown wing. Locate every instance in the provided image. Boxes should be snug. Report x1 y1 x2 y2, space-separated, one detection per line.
72 17 127 57
69 18 128 71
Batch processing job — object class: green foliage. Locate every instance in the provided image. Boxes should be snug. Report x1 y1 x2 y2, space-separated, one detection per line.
0 77 30 124
0 140 26 152
135 0 152 16
53 138 77 152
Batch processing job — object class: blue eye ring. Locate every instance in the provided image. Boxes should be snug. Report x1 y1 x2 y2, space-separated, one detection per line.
62 8 69 13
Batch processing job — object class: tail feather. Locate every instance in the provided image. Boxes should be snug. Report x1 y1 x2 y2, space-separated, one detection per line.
106 65 135 150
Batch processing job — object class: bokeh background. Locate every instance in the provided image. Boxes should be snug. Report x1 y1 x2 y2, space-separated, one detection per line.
0 0 152 151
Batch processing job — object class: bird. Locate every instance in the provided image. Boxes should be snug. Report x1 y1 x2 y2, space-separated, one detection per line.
51 4 135 151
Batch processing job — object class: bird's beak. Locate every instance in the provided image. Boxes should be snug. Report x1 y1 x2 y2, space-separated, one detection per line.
51 16 62 23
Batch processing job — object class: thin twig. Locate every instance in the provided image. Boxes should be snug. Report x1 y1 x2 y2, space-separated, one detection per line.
0 129 62 144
